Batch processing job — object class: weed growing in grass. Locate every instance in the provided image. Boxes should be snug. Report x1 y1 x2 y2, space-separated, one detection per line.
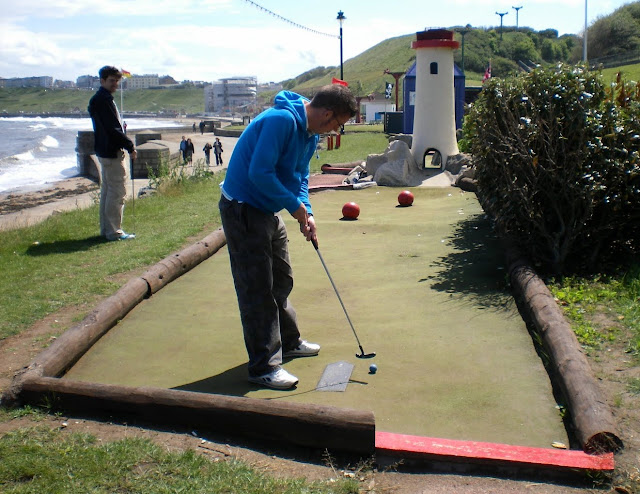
628 377 640 395
0 405 47 422
550 276 618 349
550 266 640 356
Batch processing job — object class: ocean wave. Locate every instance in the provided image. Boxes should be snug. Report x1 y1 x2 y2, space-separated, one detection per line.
41 135 59 148
15 150 34 161
0 153 78 193
0 116 184 192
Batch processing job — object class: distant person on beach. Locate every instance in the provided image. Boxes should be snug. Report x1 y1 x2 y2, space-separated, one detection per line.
212 137 223 166
88 65 136 241
218 84 357 390
179 136 187 162
199 120 205 135
186 138 195 163
203 142 212 166
192 122 196 133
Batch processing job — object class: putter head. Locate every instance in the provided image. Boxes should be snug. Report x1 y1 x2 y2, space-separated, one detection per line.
356 351 376 359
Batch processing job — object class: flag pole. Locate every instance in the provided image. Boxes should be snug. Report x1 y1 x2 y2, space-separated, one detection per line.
120 79 124 125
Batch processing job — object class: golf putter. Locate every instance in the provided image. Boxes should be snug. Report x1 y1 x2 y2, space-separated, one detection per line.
311 238 376 359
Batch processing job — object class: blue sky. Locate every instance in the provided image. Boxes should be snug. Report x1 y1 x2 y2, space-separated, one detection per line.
0 0 632 83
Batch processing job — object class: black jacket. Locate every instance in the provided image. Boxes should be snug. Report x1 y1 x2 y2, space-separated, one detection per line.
88 87 134 158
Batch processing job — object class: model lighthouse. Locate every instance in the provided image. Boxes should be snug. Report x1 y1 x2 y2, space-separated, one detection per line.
410 29 460 169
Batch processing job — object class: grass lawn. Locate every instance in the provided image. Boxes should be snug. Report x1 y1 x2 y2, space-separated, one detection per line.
0 426 358 493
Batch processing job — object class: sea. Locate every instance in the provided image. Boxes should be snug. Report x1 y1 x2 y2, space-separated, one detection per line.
0 116 184 194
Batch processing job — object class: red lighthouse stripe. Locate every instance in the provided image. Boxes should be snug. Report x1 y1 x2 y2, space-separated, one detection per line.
412 39 460 49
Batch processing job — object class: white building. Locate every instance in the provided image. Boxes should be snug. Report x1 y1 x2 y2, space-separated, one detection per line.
76 75 99 89
125 74 160 89
361 99 396 123
204 77 257 114
1 76 53 88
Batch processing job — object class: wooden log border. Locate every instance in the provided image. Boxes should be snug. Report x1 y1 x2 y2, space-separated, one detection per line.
2 226 375 455
18 376 375 455
2 220 623 457
506 248 623 453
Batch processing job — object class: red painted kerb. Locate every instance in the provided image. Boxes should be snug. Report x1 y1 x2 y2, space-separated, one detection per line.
375 431 614 473
411 29 460 50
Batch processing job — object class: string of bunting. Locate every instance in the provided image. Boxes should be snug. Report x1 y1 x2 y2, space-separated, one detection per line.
243 0 338 39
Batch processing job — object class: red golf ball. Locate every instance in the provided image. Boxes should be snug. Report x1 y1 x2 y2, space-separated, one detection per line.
398 190 414 207
342 202 360 220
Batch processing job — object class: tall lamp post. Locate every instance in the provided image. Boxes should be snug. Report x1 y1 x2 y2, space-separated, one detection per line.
337 11 345 81
583 0 588 62
458 25 471 74
512 6 523 30
496 11 508 40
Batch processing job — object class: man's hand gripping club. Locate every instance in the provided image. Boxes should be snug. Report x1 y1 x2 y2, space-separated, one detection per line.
292 203 317 245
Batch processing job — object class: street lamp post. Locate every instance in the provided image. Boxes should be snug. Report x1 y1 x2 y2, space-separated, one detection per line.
337 11 345 81
512 6 523 30
458 25 471 74
496 11 508 40
583 0 588 62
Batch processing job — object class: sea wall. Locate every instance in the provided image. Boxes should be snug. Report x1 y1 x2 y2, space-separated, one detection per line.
76 130 182 180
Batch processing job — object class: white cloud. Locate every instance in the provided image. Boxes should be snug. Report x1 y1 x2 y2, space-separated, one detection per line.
0 0 629 83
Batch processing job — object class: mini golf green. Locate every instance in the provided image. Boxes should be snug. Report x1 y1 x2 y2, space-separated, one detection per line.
64 187 568 449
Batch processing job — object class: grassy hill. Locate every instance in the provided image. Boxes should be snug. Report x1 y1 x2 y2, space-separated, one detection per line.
602 62 640 82
284 27 578 98
0 86 205 115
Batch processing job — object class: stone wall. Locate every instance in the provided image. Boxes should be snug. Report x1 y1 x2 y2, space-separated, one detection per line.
76 130 100 180
135 130 162 146
135 141 179 177
214 128 243 138
76 130 180 180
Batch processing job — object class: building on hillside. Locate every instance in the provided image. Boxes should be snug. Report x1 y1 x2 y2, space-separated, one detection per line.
77 75 100 89
54 80 76 89
124 74 160 89
360 93 396 123
257 82 283 93
1 76 54 88
204 77 257 114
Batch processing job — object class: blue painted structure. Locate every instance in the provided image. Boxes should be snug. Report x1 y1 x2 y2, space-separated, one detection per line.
403 62 465 134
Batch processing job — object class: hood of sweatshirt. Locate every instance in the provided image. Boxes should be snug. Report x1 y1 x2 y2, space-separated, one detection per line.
273 90 308 132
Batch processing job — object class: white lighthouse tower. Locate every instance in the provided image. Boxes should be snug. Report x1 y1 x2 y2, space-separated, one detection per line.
410 29 460 169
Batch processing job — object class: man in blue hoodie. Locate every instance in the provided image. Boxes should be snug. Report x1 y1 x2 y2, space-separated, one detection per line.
219 84 357 390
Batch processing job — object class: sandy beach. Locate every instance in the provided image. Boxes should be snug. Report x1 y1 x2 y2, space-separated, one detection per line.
0 127 236 231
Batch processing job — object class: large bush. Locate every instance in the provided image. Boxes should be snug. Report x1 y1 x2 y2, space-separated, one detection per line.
465 65 640 274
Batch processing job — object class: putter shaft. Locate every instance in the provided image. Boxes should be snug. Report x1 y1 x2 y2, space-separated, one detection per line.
312 239 374 357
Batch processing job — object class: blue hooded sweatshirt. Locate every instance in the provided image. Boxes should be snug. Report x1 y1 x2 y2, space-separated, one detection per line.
221 91 319 215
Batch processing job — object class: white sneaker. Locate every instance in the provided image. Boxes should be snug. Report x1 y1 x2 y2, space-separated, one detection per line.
248 367 298 390
283 340 321 358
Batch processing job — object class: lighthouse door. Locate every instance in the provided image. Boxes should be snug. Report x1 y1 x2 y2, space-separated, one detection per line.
423 148 442 169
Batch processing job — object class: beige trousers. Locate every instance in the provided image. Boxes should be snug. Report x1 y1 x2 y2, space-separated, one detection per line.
98 151 127 239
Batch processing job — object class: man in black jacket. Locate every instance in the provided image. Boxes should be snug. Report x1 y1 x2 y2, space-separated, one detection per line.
88 66 137 241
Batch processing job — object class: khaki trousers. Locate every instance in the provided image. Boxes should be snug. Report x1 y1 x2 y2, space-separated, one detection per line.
98 151 127 239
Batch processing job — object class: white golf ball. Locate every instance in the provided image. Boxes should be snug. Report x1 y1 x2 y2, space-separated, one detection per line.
369 363 378 374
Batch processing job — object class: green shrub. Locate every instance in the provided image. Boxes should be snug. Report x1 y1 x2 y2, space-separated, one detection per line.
465 65 640 274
